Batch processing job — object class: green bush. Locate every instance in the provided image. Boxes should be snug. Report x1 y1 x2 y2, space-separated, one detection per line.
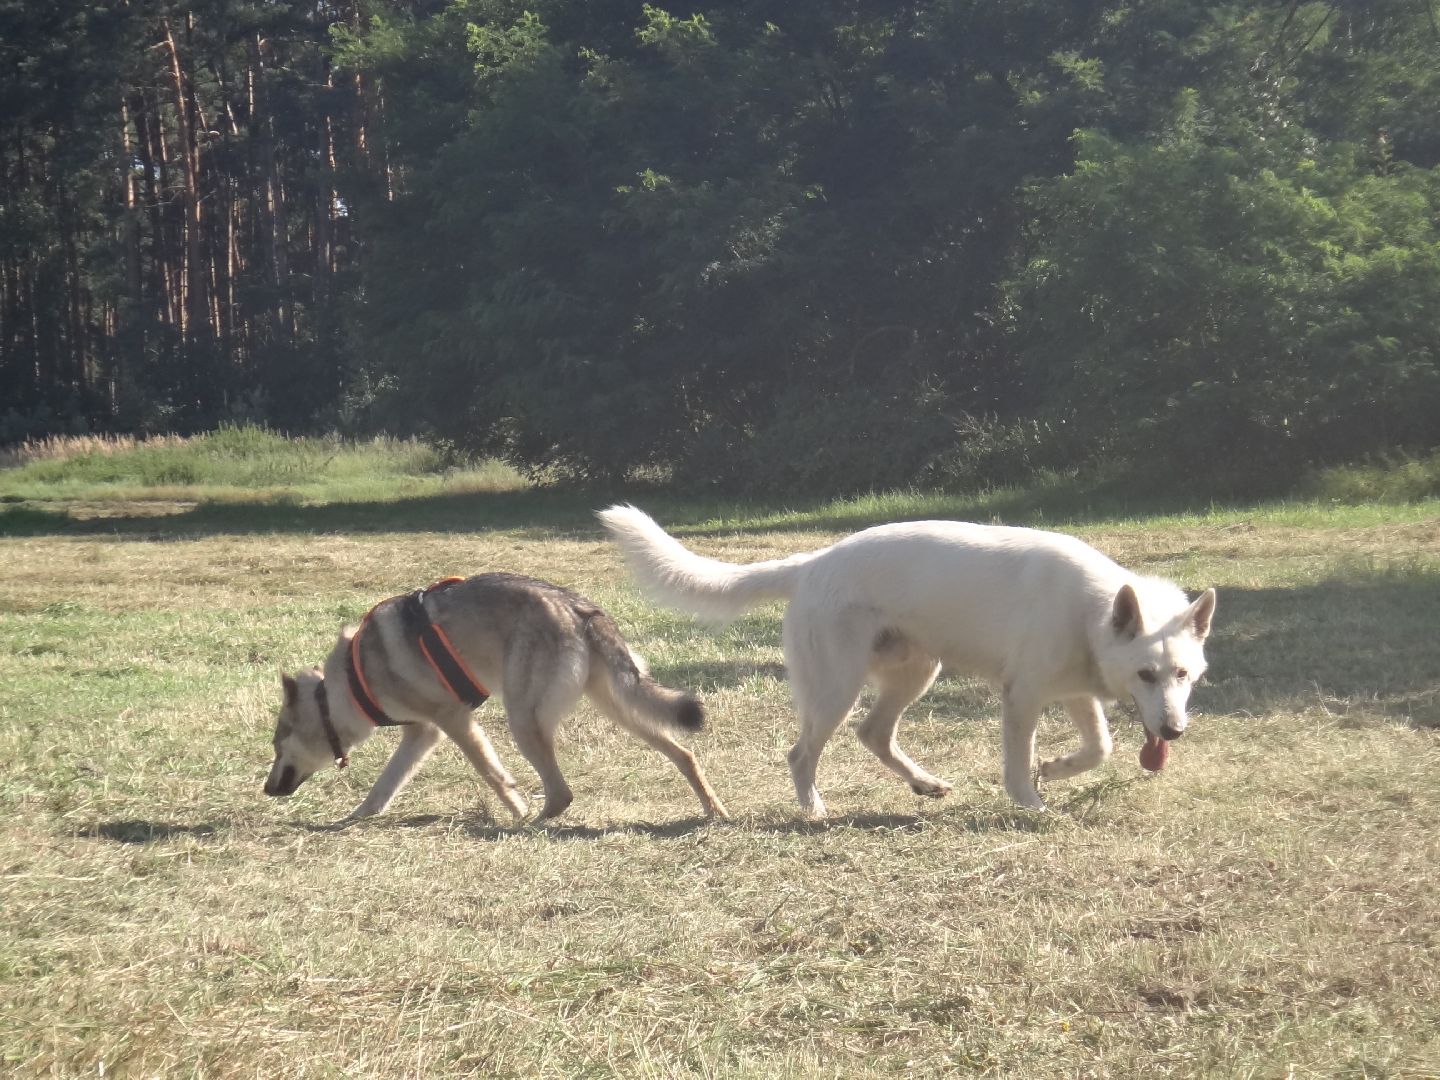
1300 452 1440 504
674 387 955 496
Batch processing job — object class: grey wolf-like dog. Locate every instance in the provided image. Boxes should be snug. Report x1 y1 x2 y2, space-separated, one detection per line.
265 572 728 823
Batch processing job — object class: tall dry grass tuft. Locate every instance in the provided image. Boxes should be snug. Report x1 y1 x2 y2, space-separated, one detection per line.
0 432 191 468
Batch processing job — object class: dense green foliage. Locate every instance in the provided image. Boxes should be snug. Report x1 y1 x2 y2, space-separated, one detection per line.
4 1 1439 494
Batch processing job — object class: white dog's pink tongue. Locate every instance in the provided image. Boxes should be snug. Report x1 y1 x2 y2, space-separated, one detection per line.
1140 731 1169 772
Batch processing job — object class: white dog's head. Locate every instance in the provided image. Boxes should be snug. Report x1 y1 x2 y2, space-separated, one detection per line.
263 668 342 797
1100 583 1217 761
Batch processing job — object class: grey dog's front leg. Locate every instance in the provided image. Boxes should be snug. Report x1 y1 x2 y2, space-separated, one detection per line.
343 723 445 821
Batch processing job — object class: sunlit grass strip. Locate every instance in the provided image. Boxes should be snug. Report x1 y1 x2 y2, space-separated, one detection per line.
0 425 527 504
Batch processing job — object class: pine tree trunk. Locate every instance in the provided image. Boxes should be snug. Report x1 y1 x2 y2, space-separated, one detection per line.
249 32 292 343
162 17 205 351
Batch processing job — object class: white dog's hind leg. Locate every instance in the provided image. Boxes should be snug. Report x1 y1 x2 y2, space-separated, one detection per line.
1000 688 1047 810
346 722 444 820
1039 697 1113 782
854 650 950 798
784 610 868 817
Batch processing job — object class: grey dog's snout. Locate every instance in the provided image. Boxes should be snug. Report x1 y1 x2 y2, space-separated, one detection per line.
265 764 299 796
1159 724 1184 742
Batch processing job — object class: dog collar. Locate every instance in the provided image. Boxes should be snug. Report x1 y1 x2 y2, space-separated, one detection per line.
314 682 349 769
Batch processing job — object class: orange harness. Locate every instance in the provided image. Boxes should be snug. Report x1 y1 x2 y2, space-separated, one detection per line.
346 578 491 727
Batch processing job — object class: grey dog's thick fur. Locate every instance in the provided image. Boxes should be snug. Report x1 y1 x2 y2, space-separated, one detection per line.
265 572 727 823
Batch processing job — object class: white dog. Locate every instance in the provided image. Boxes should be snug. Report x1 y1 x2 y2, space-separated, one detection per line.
599 506 1216 813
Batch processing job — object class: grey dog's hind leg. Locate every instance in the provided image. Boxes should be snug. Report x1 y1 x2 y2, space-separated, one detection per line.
506 705 575 820
603 707 729 820
502 641 588 820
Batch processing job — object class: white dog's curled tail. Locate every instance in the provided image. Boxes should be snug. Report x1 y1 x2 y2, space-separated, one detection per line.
597 504 811 623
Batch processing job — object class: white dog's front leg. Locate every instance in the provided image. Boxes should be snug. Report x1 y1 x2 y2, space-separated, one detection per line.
345 722 445 820
1001 690 1046 810
1039 697 1113 782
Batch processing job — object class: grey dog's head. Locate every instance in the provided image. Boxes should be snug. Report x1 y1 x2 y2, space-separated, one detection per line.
263 668 337 797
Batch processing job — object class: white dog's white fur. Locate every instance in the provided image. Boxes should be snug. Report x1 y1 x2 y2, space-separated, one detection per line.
599 506 1216 812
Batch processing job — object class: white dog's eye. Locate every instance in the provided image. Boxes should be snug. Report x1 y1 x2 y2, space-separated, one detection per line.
1175 668 1189 681
1137 669 1157 684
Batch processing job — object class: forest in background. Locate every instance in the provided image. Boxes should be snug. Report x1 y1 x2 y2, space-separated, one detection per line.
3 0 1438 496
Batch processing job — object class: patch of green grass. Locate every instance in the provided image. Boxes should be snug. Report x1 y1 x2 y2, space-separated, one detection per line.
1 444 1438 1076
652 486 1440 535
1302 449 1440 504
0 424 527 508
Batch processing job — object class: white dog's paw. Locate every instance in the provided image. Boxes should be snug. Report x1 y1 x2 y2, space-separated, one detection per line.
1005 784 1048 811
797 792 829 819
1039 756 1081 781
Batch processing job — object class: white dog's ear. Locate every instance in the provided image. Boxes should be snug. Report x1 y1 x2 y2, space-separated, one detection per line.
281 671 299 707
1187 588 1217 640
1112 584 1143 639
338 625 357 644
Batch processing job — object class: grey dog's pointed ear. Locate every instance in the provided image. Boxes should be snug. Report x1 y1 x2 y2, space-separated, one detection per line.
281 671 300 707
1112 584 1143 639
1187 588 1217 640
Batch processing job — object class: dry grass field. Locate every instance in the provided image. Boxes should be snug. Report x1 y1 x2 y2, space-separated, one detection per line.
1 472 1438 1076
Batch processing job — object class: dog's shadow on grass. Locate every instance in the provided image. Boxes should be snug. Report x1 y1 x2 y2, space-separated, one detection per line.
309 805 1055 841
82 820 221 844
331 813 721 842
753 808 1058 837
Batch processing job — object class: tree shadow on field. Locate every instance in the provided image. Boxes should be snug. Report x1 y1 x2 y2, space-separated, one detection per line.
0 481 1217 541
1202 577 1440 728
81 820 220 844
0 488 606 539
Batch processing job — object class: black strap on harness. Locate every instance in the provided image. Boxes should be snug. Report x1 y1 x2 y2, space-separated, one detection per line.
400 585 490 709
344 578 489 728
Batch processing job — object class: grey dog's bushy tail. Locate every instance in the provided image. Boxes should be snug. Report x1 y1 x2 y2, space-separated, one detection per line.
581 606 704 733
671 693 705 732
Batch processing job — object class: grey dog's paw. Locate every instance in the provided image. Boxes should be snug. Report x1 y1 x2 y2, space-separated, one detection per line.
910 777 953 798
